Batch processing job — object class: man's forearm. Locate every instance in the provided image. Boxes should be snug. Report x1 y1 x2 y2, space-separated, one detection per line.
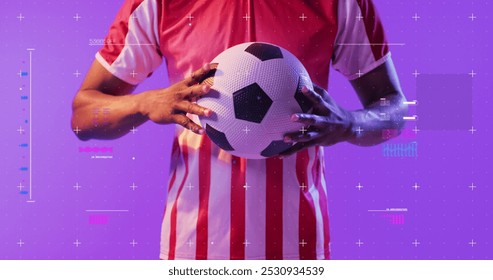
71 90 147 140
347 93 408 146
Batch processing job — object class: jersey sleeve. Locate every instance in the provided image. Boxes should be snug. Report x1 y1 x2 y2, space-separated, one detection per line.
331 0 391 80
96 0 162 85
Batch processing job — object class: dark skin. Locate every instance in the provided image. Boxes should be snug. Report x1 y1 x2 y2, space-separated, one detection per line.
71 58 407 153
281 57 408 156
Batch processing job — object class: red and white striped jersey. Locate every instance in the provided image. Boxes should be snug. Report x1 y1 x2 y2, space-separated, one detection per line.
97 0 390 259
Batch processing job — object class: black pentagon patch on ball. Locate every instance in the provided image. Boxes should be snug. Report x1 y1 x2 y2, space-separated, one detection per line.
206 124 234 151
261 140 293 158
245 43 283 61
294 77 313 113
233 83 273 124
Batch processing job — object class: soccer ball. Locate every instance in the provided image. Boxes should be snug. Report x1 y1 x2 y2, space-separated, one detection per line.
198 42 314 159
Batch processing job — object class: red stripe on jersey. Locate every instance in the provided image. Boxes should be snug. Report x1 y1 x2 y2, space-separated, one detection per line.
312 147 330 259
230 156 246 259
297 150 317 259
162 137 181 220
265 157 283 259
99 0 144 65
196 136 212 259
168 136 189 260
356 0 389 60
168 137 181 193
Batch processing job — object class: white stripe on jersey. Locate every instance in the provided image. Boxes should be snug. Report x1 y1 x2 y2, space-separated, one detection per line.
174 152 200 258
96 0 161 85
206 150 232 259
282 153 301 259
332 0 391 80
245 159 267 259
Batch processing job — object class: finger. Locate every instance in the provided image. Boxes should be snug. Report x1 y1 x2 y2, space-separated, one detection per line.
291 113 326 127
185 63 212 86
175 101 213 117
183 84 211 99
283 131 320 143
301 86 330 114
313 84 331 100
173 114 205 135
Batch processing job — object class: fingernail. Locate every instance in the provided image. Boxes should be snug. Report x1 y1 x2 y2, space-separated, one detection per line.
198 128 205 135
202 85 210 93
291 114 299 121
283 136 292 143
301 86 309 93
204 109 212 117
202 63 210 71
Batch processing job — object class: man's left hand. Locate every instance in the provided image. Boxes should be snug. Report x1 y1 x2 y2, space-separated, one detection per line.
280 84 354 156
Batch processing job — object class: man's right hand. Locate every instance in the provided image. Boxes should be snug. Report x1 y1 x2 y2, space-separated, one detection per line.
138 64 214 135
71 60 215 140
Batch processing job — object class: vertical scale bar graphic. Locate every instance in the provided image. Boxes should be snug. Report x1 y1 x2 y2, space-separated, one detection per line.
27 48 35 203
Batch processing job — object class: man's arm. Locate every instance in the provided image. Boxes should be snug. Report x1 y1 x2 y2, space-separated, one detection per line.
281 57 408 154
71 60 213 141
347 57 408 146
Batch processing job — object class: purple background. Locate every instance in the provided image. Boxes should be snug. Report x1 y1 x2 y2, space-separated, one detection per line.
1 0 491 259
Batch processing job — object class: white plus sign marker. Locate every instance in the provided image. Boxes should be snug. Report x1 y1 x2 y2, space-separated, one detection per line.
73 182 82 191
18 70 24 77
73 126 81 134
129 182 138 190
186 183 194 191
469 13 477 21
243 240 251 247
243 14 251 21
468 183 476 191
300 183 308 190
469 239 477 247
243 183 251 190
356 69 364 78
356 13 364 21
355 127 364 134
469 70 476 78
355 239 364 247
242 126 251 134
412 69 420 78
412 13 420 21
73 70 81 78
17 13 25 21
130 70 138 78
412 182 420 191
412 126 420 134
469 126 477 134
299 126 308 134
130 126 138 134
17 239 25 247
17 126 25 134
73 239 82 247
412 239 420 247
73 13 82 21
356 183 364 190
186 240 194 247
299 239 308 247
130 239 138 247
299 13 307 21
17 183 25 191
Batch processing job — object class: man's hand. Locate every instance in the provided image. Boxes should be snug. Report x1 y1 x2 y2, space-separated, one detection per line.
279 58 408 156
280 84 353 156
138 64 214 135
71 60 216 140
